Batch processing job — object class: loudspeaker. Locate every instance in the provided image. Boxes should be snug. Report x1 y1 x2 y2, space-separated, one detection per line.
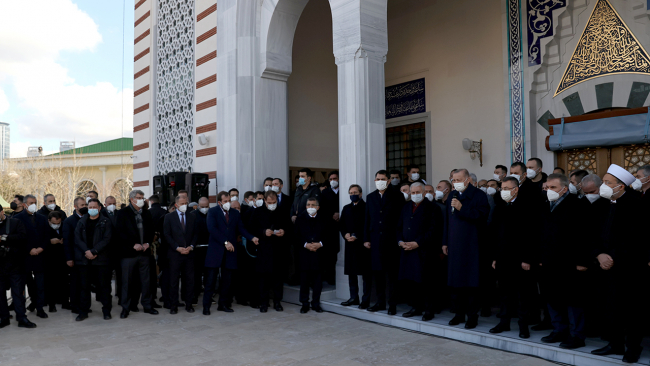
152 175 168 206
185 173 209 203
166 172 187 204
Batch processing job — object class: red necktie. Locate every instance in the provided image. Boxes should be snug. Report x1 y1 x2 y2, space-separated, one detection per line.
225 210 229 223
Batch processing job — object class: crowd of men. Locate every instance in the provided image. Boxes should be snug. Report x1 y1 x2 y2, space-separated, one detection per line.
0 161 647 363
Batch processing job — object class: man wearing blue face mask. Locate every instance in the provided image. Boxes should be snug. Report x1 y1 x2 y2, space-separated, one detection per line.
291 168 320 224
74 199 113 321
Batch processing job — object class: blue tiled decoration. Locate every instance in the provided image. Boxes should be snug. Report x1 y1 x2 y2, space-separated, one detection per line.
527 0 566 67
385 78 426 119
508 0 526 163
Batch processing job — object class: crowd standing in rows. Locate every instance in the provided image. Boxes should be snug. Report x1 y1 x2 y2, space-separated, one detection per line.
0 161 647 363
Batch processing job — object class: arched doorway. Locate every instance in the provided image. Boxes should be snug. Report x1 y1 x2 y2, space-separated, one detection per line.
287 0 338 190
76 180 98 199
111 179 133 207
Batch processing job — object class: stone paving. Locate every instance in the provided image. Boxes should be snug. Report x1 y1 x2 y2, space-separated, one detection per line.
0 299 557 366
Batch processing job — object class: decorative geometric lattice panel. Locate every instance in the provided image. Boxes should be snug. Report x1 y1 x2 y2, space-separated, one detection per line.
156 0 195 175
567 149 597 174
624 145 650 173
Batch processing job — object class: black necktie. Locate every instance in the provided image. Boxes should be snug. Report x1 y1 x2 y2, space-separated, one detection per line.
180 212 185 232
225 210 229 223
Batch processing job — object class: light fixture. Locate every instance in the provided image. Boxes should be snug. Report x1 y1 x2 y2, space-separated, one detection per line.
198 133 209 146
462 138 483 167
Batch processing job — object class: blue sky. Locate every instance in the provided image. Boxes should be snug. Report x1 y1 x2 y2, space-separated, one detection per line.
0 0 136 157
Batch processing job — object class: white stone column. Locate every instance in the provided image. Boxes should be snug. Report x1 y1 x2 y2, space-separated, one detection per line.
330 0 388 299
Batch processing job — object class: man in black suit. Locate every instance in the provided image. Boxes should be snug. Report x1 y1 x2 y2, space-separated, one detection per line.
147 195 166 309
62 197 86 314
0 205 35 328
489 177 544 338
364 170 405 315
37 194 67 220
339 184 371 308
291 168 320 223
320 171 340 285
633 165 650 203
250 191 287 312
74 199 114 321
203 191 259 314
15 195 50 319
45 211 68 313
190 197 210 304
296 197 328 314
163 195 198 314
397 182 442 321
116 190 158 319
538 174 590 350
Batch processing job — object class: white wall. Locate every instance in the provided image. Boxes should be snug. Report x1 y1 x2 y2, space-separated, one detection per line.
287 0 507 182
287 0 339 170
385 0 506 184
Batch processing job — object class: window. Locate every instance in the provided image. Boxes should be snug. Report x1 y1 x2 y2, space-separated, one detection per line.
386 122 426 178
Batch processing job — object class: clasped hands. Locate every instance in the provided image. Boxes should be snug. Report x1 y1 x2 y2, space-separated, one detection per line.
84 250 97 260
29 247 44 256
399 241 419 251
344 233 357 242
265 229 285 238
305 242 321 252
133 243 150 252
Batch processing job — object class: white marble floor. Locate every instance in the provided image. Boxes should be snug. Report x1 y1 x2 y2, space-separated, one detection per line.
0 297 556 366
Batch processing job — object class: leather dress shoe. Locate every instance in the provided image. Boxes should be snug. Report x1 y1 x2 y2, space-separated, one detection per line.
402 308 422 318
300 305 310 314
129 306 139 313
591 344 625 356
186 306 195 313
358 302 369 310
103 313 112 320
367 303 386 312
465 316 478 329
274 303 284 312
489 322 511 334
143 308 159 315
387 306 397 315
203 309 211 316
260 306 268 313
170 308 178 315
36 310 48 319
217 306 234 313
541 332 567 344
120 309 129 319
312 305 324 313
75 314 88 322
18 318 36 329
623 348 642 363
448 315 466 326
519 326 530 339
559 337 585 350
341 298 360 306
151 301 162 309
531 321 552 331
49 305 57 313
421 312 434 321
0 318 9 328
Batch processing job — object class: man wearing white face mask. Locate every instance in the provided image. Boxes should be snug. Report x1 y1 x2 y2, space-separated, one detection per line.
526 158 547 192
37 194 67 220
115 190 158 319
510 162 544 204
397 182 443 321
443 169 490 329
163 195 198 315
45 211 67 313
568 170 588 199
250 191 287 312
14 194 50 319
296 197 328 313
320 171 340 285
399 183 411 202
364 170 406 315
493 165 507 182
400 164 427 185
590 164 647 363
100 196 118 225
190 197 210 304
203 191 259 314
538 174 590 350
633 165 650 199
235 191 264 308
